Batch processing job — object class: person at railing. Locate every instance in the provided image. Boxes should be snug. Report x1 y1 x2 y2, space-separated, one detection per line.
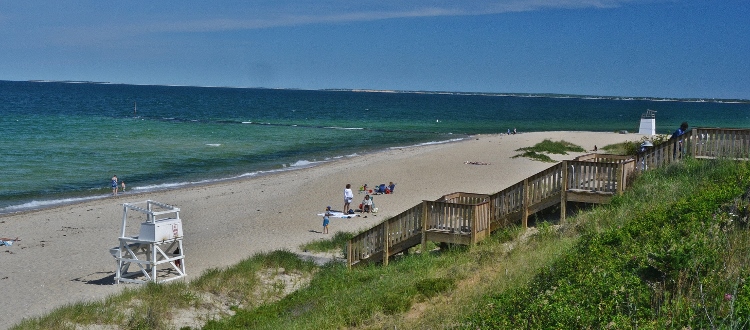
639 141 653 170
671 122 689 159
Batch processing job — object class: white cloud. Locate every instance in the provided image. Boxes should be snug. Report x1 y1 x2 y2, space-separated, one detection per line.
8 0 653 46
151 0 644 32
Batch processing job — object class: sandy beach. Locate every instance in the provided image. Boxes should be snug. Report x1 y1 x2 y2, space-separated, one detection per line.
0 131 643 327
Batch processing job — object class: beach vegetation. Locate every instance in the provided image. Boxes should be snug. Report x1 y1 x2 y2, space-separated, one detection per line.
512 150 555 162
300 231 353 254
513 139 585 162
602 134 671 155
12 158 750 330
516 139 586 154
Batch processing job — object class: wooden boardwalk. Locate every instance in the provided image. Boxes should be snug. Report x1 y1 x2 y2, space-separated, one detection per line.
347 128 750 268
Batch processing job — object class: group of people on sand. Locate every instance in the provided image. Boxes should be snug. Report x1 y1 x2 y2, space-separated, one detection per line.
358 182 395 195
110 175 126 196
321 182 395 234
346 183 392 213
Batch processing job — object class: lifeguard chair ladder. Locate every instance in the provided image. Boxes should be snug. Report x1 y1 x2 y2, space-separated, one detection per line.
110 200 186 284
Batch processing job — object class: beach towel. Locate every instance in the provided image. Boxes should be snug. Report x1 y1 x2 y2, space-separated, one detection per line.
317 211 359 219
0 240 13 247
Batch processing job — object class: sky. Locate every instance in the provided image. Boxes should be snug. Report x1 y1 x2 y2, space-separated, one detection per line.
1 1 748 99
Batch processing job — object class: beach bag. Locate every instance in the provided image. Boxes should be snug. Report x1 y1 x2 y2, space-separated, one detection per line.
348 209 355 214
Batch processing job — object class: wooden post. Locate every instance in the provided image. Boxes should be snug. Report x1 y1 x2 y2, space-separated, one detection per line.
616 163 624 195
561 161 568 222
383 221 389 266
346 239 352 269
421 201 427 251
471 206 477 245
484 200 495 239
522 178 529 229
686 128 700 157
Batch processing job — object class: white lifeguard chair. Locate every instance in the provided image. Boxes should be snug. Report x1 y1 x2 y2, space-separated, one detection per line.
638 109 657 136
110 200 186 284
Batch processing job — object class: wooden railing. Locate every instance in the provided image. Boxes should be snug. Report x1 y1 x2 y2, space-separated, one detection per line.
488 181 525 230
347 203 423 266
691 128 750 160
567 160 621 193
574 153 635 163
347 127 750 268
422 195 491 247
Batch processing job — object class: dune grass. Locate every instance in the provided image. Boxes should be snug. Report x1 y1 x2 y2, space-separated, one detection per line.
299 231 353 254
463 158 750 329
12 158 750 330
513 139 585 162
602 134 671 155
516 139 586 154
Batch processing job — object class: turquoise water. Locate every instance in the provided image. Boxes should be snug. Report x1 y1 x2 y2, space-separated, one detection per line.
1 80 748 213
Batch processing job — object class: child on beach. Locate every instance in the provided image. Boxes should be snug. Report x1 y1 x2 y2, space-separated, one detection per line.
323 206 332 234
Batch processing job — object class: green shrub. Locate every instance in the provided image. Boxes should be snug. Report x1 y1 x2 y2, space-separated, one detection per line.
415 278 456 298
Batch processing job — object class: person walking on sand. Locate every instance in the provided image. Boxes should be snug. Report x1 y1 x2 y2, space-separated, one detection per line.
323 206 332 234
111 175 118 196
344 184 354 214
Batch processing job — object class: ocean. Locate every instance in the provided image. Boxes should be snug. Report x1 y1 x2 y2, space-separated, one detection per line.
1 80 748 214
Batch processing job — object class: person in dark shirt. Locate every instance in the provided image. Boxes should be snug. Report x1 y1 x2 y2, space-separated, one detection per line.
671 122 689 159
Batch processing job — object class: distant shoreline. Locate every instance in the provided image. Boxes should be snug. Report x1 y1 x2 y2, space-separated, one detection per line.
7 80 749 103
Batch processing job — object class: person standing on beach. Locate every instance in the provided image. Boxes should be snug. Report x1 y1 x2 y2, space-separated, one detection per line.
111 175 118 196
121 181 126 192
344 184 354 214
323 206 332 234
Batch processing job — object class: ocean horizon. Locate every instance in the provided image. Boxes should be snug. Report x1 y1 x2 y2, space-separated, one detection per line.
1 80 748 214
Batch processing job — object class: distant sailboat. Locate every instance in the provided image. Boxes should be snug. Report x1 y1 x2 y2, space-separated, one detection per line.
134 101 137 116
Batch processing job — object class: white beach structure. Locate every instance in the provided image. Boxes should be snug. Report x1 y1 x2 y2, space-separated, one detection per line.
110 200 186 284
638 109 657 136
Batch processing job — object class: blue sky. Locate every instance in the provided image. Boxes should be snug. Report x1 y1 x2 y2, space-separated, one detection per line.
1 1 748 99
